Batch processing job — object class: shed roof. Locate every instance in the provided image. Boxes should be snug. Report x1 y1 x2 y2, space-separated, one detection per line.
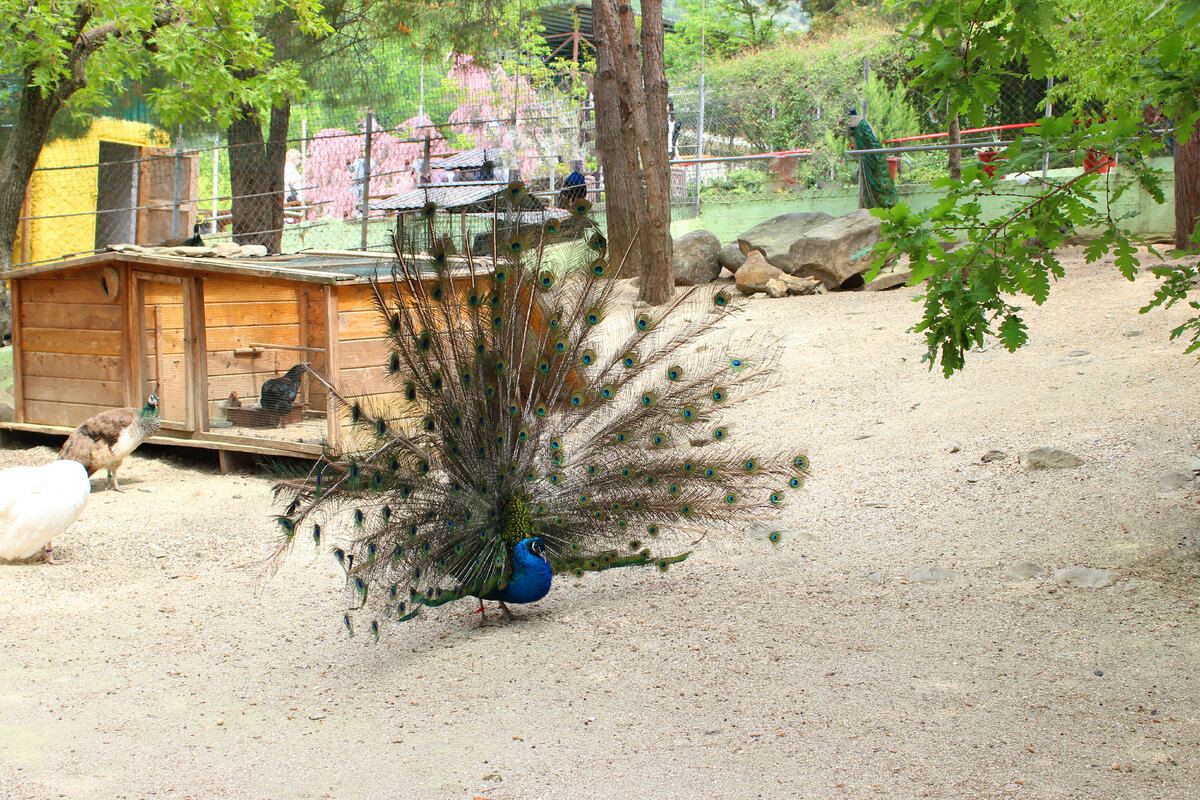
0 249 398 283
370 182 508 212
432 148 505 170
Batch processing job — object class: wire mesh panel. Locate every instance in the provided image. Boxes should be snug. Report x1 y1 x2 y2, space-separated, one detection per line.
201 276 329 447
136 274 191 429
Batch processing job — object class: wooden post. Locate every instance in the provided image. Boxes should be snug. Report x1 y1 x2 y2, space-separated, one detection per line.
189 276 208 431
121 263 136 407
297 287 310 407
153 305 165 403
324 283 342 450
10 279 24 423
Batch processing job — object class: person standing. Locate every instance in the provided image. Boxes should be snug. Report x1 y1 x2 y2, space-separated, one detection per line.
558 159 587 207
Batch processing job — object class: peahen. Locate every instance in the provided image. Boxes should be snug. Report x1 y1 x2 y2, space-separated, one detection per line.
269 182 809 636
58 394 160 491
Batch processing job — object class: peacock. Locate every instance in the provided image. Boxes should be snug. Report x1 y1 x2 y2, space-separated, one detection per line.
269 182 809 636
848 108 898 210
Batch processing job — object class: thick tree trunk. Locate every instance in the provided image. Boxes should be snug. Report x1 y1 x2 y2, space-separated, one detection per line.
227 99 291 252
637 0 674 304
592 32 641 278
592 0 674 304
1175 120 1200 252
0 73 65 342
947 113 962 180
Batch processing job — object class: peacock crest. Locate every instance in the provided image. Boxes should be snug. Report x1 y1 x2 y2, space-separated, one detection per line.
269 181 809 637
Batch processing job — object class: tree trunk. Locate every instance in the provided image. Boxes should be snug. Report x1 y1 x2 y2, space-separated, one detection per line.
592 0 674 304
0 63 86 341
637 0 674 304
592 27 640 278
226 99 291 252
1175 120 1200 252
947 112 962 180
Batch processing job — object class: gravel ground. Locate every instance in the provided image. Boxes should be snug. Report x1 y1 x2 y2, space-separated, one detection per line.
1 246 1198 800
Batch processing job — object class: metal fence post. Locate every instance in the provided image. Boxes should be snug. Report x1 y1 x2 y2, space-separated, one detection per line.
694 75 706 217
361 112 373 250
211 134 220 235
172 144 183 238
1042 76 1054 180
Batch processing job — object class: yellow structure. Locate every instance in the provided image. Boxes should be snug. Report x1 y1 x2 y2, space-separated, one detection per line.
14 117 197 266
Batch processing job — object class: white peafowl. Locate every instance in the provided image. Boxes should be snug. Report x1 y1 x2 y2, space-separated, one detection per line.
0 460 92 564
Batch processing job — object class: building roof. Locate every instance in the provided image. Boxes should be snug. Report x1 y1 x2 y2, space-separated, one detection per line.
432 148 505 170
0 248 499 283
0 250 389 284
370 182 509 212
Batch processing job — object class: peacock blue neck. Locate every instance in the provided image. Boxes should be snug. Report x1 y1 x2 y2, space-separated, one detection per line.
481 536 553 605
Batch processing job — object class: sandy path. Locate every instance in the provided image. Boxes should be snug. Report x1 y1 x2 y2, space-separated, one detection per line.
1 246 1197 800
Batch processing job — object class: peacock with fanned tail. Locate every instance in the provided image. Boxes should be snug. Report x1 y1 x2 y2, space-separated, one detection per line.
269 182 809 637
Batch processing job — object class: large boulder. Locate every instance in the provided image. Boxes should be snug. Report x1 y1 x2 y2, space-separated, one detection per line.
735 251 822 297
672 229 722 285
737 209 883 289
786 209 882 288
718 242 747 273
738 212 833 271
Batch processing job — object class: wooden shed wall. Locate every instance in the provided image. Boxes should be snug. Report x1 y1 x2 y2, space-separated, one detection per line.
17 266 126 427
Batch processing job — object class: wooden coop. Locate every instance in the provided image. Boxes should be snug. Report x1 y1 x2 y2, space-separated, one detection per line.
0 249 484 464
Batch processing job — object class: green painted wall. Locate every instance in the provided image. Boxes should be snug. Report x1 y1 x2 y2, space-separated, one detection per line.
670 158 1178 245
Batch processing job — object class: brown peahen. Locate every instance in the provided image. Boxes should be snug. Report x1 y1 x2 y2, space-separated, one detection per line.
269 182 809 637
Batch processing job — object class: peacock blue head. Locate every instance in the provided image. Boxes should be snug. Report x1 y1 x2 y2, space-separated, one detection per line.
522 536 547 562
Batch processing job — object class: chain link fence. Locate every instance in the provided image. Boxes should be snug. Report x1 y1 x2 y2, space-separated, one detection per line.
12 51 1149 268
667 59 1060 206
13 55 599 268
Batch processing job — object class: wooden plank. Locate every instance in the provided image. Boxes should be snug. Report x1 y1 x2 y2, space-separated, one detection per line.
201 301 301 328
338 338 391 370
337 308 391 340
121 263 135 407
20 302 123 331
206 350 301 378
23 352 123 382
192 323 300 354
10 280 23 423
17 279 110 305
0 421 324 458
23 376 124 406
325 284 342 450
21 327 124 356
24 399 114 428
191 277 209 431
154 305 165 398
338 365 395 397
202 278 319 303
297 288 310 407
134 275 149 403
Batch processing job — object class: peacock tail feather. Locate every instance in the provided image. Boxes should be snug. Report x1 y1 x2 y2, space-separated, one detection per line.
269 182 809 635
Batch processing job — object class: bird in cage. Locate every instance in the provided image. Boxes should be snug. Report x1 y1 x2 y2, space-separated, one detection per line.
259 364 307 414
267 182 809 636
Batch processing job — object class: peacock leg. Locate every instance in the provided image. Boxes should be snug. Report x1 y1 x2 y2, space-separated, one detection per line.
477 599 500 627
109 470 124 492
42 543 62 565
498 601 516 621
